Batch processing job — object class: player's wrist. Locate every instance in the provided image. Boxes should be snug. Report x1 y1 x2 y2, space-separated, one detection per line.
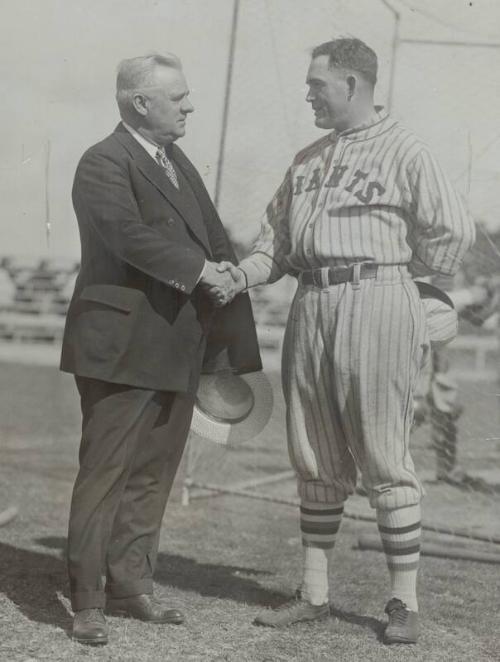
236 267 248 291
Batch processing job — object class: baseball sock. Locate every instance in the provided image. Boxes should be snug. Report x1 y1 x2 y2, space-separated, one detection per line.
300 500 344 606
376 503 421 612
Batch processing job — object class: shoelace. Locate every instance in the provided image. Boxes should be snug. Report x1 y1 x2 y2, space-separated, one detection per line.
275 599 325 613
385 599 409 623
275 601 301 612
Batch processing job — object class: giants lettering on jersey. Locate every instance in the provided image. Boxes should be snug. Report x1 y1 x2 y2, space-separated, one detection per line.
294 167 386 204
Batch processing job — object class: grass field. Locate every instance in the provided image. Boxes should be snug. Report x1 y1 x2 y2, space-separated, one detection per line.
0 360 499 661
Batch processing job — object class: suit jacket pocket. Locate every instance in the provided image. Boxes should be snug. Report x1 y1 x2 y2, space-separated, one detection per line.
79 284 145 312
75 285 146 363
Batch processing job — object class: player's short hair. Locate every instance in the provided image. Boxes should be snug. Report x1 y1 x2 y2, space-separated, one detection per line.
312 38 378 86
116 53 181 116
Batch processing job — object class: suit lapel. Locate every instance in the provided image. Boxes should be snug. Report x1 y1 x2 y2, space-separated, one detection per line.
112 124 211 254
172 145 236 262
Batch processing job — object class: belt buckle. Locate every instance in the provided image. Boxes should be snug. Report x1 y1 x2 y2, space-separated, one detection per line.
313 267 330 289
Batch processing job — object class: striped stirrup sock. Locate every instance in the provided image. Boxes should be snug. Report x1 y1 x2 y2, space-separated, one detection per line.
377 504 421 612
300 501 344 606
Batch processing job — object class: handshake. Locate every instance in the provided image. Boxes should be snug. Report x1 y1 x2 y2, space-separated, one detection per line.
199 261 247 307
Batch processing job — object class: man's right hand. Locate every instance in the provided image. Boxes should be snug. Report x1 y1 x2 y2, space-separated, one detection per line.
199 261 246 307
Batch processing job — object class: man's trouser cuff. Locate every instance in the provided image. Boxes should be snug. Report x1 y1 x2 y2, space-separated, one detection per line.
71 579 153 611
105 578 153 599
71 589 106 612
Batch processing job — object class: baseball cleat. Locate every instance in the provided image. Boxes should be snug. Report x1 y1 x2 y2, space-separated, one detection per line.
383 598 419 645
254 598 329 628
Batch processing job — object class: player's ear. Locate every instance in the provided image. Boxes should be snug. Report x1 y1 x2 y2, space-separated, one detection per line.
346 75 356 101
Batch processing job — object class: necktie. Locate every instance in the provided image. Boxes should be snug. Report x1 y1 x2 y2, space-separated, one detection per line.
155 147 179 189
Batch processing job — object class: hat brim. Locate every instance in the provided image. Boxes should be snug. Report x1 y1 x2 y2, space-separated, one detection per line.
416 281 458 347
190 371 274 446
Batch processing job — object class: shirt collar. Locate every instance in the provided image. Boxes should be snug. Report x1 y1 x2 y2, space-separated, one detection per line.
122 122 160 160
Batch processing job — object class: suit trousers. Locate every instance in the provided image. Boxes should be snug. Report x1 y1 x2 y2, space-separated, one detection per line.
68 376 194 611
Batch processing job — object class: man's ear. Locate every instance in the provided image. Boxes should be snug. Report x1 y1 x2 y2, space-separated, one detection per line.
132 93 149 117
346 74 357 101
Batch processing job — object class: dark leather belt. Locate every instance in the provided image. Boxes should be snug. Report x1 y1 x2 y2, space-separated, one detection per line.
299 263 379 288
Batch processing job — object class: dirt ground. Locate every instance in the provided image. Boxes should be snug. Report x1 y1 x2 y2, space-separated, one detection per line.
0 361 499 661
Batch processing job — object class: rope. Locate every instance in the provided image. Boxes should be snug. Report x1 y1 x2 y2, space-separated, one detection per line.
187 480 500 546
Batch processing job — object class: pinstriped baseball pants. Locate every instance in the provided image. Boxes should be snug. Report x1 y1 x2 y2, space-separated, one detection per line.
282 265 428 510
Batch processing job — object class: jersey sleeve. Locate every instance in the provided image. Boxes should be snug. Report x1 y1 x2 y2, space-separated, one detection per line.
405 148 476 277
238 169 293 287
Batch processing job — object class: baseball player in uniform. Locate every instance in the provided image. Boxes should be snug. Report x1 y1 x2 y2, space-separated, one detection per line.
217 37 475 644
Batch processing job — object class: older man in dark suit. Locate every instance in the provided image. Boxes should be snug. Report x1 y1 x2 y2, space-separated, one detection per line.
60 53 261 645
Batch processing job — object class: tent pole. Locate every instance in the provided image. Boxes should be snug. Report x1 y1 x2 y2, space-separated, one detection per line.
214 0 240 210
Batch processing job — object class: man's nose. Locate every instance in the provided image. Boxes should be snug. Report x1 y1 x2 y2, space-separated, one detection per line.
305 89 314 103
182 99 194 114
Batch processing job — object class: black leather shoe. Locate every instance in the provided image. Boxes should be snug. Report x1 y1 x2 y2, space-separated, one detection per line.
72 608 108 645
106 594 184 624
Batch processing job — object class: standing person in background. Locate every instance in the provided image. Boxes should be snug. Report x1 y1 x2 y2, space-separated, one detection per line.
61 53 261 645
414 278 496 486
216 37 475 644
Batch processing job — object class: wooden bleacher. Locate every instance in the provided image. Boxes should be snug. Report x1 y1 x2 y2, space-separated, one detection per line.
0 256 78 343
0 258 498 381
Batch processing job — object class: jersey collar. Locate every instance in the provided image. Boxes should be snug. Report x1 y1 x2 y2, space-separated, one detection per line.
330 106 391 141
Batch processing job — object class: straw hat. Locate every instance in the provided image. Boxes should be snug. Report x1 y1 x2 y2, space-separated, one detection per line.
190 369 274 445
416 280 457 347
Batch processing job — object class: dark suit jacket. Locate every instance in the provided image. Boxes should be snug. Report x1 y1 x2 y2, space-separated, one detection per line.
60 123 261 393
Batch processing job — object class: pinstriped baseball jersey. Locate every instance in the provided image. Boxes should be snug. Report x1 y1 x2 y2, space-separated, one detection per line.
239 109 476 286
238 107 475 510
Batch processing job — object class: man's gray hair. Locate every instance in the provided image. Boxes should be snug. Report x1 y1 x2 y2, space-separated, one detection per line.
116 53 181 116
